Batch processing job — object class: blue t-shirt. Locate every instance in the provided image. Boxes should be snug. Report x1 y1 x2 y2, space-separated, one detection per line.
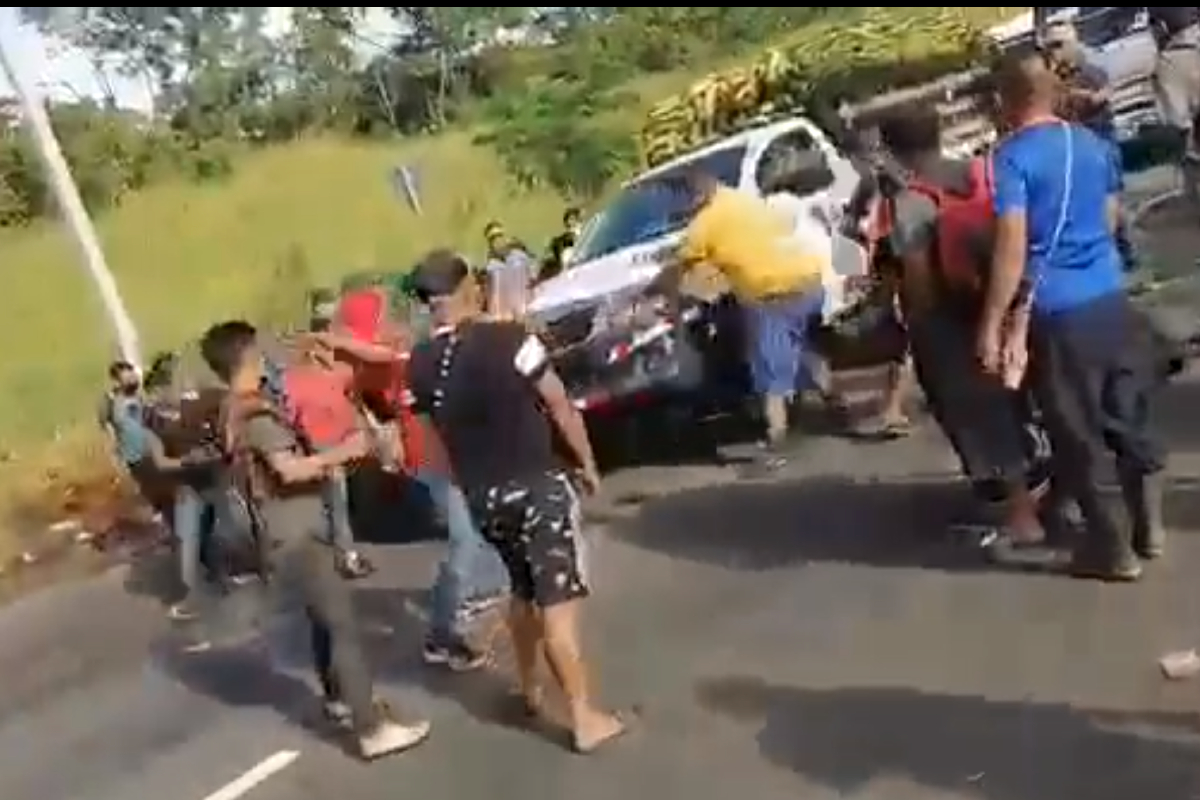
992 122 1123 315
103 394 150 465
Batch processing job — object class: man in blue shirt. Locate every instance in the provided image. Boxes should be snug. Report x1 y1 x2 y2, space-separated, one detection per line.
981 53 1166 582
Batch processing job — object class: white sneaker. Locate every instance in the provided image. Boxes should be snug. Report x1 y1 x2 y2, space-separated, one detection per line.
358 717 431 760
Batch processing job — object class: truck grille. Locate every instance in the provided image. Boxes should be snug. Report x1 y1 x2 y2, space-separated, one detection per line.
541 306 597 350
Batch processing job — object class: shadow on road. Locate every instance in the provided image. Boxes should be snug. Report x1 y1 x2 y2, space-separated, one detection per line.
696 676 1200 800
155 583 566 748
608 475 995 574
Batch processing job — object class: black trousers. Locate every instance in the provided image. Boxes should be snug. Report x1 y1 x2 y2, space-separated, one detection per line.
909 311 1031 494
1027 293 1165 541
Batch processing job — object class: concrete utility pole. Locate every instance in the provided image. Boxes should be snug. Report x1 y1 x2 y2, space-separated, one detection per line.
0 29 142 368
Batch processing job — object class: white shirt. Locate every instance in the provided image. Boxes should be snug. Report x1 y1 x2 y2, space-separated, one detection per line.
765 192 867 320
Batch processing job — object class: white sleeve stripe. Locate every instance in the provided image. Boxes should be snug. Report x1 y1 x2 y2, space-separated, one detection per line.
513 334 549 377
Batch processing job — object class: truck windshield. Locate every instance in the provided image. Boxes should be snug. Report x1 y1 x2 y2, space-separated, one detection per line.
570 145 747 263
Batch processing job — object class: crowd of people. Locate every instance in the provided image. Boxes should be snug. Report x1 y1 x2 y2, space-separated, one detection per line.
91 15 1200 766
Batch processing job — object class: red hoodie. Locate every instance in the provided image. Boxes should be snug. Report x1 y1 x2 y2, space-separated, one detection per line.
335 289 426 472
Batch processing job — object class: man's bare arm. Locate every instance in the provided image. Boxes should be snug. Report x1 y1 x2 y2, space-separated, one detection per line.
318 331 404 364
258 430 367 484
982 209 1029 334
143 429 183 472
533 367 597 476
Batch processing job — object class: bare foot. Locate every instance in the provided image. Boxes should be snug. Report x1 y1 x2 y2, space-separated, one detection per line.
572 710 628 754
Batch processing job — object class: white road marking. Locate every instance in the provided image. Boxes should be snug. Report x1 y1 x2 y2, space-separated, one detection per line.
200 750 300 800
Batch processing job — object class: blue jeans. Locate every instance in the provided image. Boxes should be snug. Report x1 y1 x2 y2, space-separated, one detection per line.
418 469 508 643
742 288 825 397
175 485 218 601
323 466 355 550
312 445 355 549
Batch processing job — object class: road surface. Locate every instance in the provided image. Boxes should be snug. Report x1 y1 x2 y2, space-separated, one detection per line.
1 166 1199 800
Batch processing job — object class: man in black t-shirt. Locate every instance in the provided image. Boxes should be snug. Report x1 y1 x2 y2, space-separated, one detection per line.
406 249 626 754
538 206 582 283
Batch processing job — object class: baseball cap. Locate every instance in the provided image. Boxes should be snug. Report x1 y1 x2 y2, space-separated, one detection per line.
411 249 471 302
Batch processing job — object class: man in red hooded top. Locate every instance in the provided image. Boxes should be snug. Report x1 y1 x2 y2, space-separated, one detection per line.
320 286 508 670
326 288 426 472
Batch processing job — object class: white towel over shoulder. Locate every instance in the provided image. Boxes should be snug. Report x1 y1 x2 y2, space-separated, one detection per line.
765 192 867 320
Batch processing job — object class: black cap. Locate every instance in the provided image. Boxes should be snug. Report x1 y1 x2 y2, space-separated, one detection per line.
411 249 470 302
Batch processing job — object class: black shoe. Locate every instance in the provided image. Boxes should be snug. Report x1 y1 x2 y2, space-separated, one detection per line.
1068 490 1142 582
422 637 487 672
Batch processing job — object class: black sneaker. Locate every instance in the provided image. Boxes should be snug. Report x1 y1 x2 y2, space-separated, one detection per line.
422 637 487 672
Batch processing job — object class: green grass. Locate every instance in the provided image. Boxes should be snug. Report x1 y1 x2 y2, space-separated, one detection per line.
0 134 570 447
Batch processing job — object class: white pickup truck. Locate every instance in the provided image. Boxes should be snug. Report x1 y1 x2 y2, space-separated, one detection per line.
526 116 867 457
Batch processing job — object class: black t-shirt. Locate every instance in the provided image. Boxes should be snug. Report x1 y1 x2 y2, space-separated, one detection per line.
407 320 561 491
538 231 576 283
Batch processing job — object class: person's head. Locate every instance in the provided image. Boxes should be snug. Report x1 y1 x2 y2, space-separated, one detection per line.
1040 21 1084 69
412 249 480 324
992 50 1060 129
681 169 721 211
199 320 262 393
563 207 582 235
878 104 942 167
483 220 509 258
107 359 140 395
142 351 178 394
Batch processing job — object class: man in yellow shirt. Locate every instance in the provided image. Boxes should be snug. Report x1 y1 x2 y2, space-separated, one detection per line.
662 170 828 472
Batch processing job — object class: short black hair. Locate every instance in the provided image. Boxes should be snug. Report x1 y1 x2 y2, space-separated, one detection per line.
991 50 1057 111
107 359 135 380
143 351 178 390
199 320 258 383
563 206 581 225
411 249 471 302
878 105 942 158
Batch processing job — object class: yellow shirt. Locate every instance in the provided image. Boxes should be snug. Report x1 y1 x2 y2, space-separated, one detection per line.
678 186 825 301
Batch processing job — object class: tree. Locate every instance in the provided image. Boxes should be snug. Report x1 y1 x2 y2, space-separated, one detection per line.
385 7 531 125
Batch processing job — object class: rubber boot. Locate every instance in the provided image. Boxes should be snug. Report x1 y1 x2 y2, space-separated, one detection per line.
1070 486 1141 582
1121 470 1167 560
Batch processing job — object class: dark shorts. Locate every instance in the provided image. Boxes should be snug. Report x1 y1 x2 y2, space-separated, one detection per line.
741 288 824 396
467 470 588 608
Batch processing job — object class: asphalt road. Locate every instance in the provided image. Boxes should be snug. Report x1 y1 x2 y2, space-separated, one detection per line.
3 166 1200 800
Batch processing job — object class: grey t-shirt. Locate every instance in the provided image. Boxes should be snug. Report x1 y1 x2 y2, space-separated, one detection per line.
242 411 329 544
888 191 939 257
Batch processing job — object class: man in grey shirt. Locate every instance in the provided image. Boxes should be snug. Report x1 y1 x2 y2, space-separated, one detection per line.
199 320 430 761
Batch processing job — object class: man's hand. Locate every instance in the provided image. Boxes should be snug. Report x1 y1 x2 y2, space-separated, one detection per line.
322 431 370 468
976 322 1003 377
577 462 601 496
